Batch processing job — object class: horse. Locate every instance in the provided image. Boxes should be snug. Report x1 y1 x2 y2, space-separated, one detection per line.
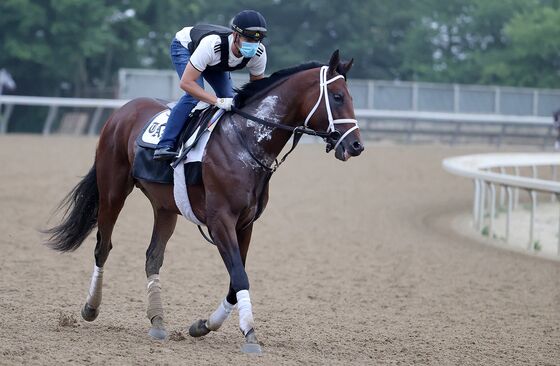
44 50 364 354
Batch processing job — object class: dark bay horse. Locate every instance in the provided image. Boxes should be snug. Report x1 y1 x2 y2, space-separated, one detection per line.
45 50 364 353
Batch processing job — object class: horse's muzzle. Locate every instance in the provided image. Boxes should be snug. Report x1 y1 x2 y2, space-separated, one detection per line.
334 139 364 161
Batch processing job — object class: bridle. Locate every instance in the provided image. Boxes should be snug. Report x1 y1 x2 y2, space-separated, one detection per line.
230 65 360 172
303 66 359 152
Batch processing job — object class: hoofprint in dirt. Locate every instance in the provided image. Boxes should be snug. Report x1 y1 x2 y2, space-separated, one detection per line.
0 135 558 365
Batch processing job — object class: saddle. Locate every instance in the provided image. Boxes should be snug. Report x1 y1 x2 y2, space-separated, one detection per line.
132 103 219 184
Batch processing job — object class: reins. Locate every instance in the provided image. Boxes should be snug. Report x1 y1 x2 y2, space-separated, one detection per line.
229 112 305 174
231 106 335 140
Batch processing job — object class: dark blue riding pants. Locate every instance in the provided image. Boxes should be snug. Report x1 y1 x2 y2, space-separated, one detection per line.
157 38 234 149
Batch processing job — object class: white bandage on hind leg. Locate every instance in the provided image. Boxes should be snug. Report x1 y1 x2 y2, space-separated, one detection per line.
146 274 164 321
236 290 255 336
205 298 236 331
86 265 103 309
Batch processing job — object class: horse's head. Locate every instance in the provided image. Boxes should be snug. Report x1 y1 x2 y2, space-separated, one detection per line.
302 50 364 161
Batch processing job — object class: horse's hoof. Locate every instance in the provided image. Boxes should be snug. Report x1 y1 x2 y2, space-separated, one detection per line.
148 327 168 340
241 329 262 355
81 303 99 322
241 342 262 354
148 316 167 340
188 319 211 338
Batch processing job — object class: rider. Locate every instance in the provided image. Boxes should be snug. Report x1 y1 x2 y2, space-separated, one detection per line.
153 10 268 160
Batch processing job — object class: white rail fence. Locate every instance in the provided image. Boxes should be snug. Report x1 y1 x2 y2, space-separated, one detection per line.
0 95 128 135
0 95 554 140
443 153 560 255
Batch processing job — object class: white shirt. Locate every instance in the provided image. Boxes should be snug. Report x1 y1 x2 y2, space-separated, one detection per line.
175 26 267 76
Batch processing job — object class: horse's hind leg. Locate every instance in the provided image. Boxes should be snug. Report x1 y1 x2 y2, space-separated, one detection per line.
145 209 177 340
82 166 133 321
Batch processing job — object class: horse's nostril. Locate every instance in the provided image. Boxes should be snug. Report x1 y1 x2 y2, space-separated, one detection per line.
352 141 363 151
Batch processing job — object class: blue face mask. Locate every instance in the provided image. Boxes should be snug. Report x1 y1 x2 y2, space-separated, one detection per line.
239 41 259 58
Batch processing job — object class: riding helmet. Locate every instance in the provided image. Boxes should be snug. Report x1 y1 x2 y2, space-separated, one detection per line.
231 10 267 41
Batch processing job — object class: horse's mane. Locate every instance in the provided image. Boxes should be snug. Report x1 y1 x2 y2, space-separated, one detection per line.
234 61 325 108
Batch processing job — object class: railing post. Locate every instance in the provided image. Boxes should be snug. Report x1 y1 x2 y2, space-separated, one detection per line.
529 190 537 250
506 186 513 243
494 87 501 114
551 165 557 202
514 167 520 209
557 193 560 255
88 107 104 136
42 105 59 135
473 180 481 226
453 84 459 113
489 183 496 238
497 124 506 148
532 165 538 206
412 82 419 111
532 89 538 116
478 180 486 231
407 120 415 143
499 167 506 208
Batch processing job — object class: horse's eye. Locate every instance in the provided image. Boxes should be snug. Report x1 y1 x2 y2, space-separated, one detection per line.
333 93 344 103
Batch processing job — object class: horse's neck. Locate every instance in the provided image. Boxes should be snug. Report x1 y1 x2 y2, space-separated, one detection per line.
236 77 307 162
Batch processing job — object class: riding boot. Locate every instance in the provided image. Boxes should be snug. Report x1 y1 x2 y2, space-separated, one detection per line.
153 146 178 161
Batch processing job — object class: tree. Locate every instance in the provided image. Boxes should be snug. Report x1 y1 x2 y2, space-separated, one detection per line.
481 5 560 87
1 0 559 98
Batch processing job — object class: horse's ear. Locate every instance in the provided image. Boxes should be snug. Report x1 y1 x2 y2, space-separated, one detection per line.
337 58 354 79
327 50 340 77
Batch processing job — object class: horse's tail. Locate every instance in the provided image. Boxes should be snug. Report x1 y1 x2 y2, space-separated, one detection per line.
43 163 99 252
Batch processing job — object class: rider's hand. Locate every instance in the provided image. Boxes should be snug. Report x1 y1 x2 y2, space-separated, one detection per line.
216 98 234 111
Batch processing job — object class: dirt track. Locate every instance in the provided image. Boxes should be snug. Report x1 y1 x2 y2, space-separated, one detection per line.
0 135 559 365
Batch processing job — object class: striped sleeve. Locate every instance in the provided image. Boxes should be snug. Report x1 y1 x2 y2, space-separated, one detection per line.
189 35 221 72
248 44 267 76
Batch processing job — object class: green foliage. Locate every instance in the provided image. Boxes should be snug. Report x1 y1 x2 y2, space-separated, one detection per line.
1 0 559 97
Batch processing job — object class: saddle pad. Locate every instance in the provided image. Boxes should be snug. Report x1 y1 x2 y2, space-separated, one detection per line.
132 107 224 184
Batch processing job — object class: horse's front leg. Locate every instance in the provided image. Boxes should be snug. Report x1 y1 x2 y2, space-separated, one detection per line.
189 223 253 337
193 218 260 353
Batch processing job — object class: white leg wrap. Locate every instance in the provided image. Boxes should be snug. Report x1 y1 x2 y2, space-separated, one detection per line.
205 298 236 331
236 290 254 336
146 274 163 321
86 265 103 309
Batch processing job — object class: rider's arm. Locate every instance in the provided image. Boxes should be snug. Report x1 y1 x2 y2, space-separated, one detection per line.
250 74 264 81
179 63 218 105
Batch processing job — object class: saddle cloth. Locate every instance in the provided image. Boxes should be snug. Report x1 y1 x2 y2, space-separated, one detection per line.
132 102 223 184
132 103 225 225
